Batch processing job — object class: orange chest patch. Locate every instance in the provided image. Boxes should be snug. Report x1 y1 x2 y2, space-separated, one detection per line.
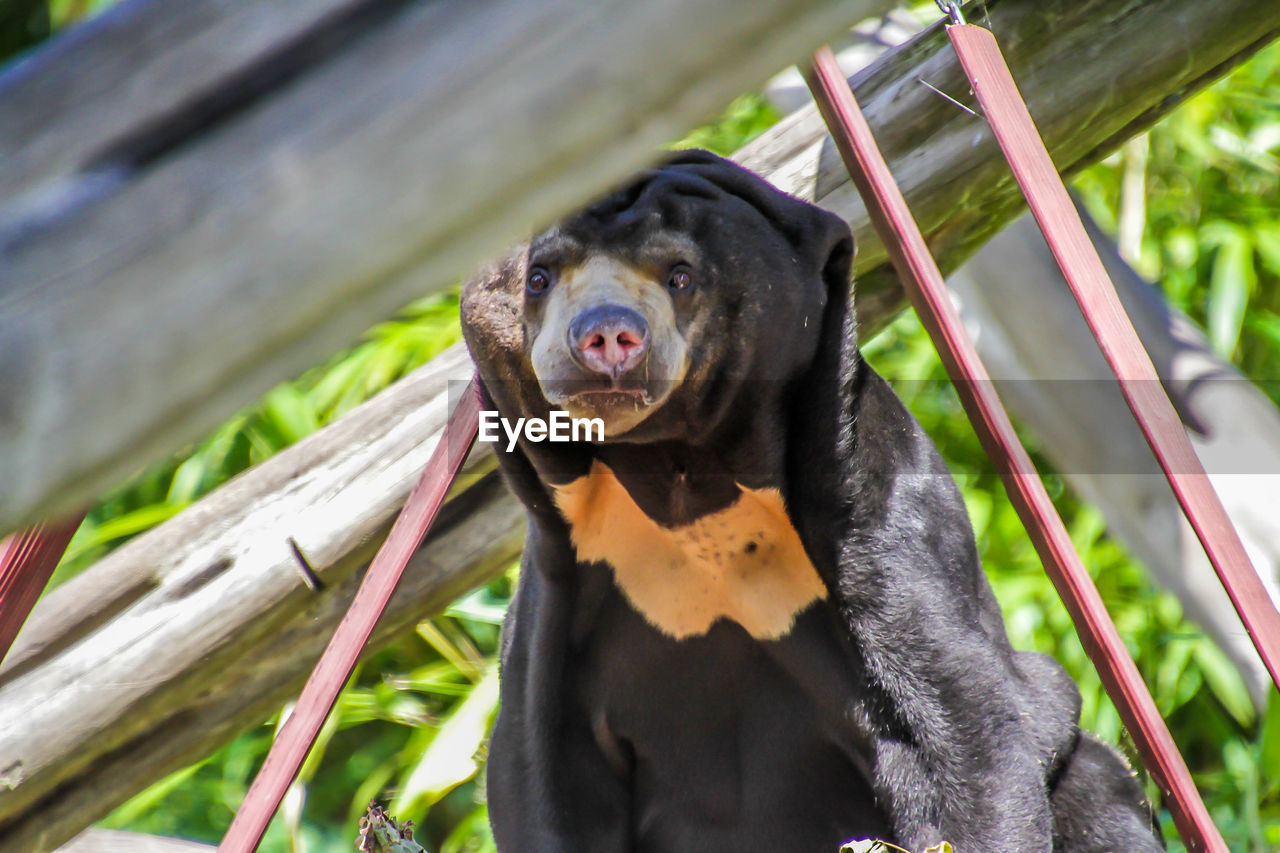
551 462 828 640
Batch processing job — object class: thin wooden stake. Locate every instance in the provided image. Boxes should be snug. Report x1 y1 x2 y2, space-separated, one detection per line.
219 378 481 853
946 22 1280 699
803 44 1226 853
0 515 83 665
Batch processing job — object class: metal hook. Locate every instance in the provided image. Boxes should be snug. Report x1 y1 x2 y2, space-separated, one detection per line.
934 0 966 26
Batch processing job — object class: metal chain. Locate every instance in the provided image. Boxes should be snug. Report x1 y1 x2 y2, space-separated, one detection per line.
934 0 966 26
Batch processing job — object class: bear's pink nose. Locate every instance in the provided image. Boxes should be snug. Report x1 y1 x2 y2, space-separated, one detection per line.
569 305 649 378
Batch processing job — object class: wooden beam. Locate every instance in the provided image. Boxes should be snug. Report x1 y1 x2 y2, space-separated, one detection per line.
0 345 525 851
57 828 216 853
0 0 891 532
737 0 1280 334
6 0 1277 533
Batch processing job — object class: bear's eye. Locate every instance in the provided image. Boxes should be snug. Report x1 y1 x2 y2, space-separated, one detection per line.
527 266 553 295
667 265 694 292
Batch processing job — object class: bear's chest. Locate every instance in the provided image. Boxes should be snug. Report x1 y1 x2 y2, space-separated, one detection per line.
549 461 889 848
560 559 887 851
551 460 828 641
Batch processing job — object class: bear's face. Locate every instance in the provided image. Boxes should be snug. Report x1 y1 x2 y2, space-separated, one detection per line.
462 150 853 445
522 235 694 438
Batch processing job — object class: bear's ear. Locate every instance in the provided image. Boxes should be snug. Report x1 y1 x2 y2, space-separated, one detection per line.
813 210 854 302
460 246 527 373
664 148 854 297
460 245 561 431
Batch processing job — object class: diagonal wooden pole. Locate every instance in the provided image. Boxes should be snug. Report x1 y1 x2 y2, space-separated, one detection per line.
803 44 1225 852
946 20 1280 697
0 515 84 665
219 377 481 853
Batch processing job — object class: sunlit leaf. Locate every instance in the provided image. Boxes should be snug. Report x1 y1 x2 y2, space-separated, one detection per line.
1261 691 1280 796
100 759 207 828
63 502 188 562
1253 221 1280 276
1192 640 1256 728
392 667 500 816
839 840 894 853
446 587 512 626
1202 222 1255 358
261 384 322 446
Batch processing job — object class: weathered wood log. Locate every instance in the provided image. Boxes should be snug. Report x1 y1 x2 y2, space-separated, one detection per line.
950 209 1280 710
0 0 894 532
5 0 1279 532
0 344 526 852
57 828 216 853
737 0 1280 340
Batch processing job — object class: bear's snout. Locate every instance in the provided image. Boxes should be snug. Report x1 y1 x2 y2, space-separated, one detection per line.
569 304 650 380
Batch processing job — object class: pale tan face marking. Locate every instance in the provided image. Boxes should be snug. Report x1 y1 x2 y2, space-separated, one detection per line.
529 255 689 436
552 461 828 640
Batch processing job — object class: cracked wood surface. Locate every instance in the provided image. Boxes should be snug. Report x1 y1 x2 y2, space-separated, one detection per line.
0 0 893 531
4 0 1278 530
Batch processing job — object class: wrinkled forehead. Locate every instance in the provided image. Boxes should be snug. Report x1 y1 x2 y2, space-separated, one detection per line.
528 226 702 278
529 169 746 270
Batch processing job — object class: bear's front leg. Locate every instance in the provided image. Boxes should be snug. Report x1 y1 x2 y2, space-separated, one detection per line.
487 528 633 853
855 630 1056 851
790 369 1061 852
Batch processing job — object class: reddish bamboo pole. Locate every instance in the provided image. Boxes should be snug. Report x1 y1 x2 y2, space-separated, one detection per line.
219 379 481 853
803 44 1225 852
947 21 1280 696
0 515 83 665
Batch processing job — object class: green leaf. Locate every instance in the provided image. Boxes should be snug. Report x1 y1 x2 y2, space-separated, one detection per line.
839 841 894 853
837 841 948 853
167 454 208 505
1164 226 1199 269
445 587 512 626
63 502 188 562
1253 221 1280 276
962 488 993 540
1154 638 1196 715
1202 223 1256 359
261 384 321 446
1192 640 1257 728
392 666 500 815
100 759 208 827
1245 309 1280 353
1259 689 1280 795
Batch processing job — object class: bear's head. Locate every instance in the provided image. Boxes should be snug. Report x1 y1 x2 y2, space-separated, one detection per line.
461 149 854 446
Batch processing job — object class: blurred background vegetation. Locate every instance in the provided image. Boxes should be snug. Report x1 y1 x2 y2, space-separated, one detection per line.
7 2 1280 851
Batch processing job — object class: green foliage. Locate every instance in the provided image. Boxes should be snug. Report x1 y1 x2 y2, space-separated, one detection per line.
48 0 118 28
669 93 782 156
1074 42 1280 396
48 37 1280 853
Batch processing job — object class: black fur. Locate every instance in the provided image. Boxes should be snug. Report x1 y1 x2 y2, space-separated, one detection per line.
460 149 1163 852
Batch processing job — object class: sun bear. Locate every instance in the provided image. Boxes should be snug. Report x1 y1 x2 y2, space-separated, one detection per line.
460 149 1163 853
